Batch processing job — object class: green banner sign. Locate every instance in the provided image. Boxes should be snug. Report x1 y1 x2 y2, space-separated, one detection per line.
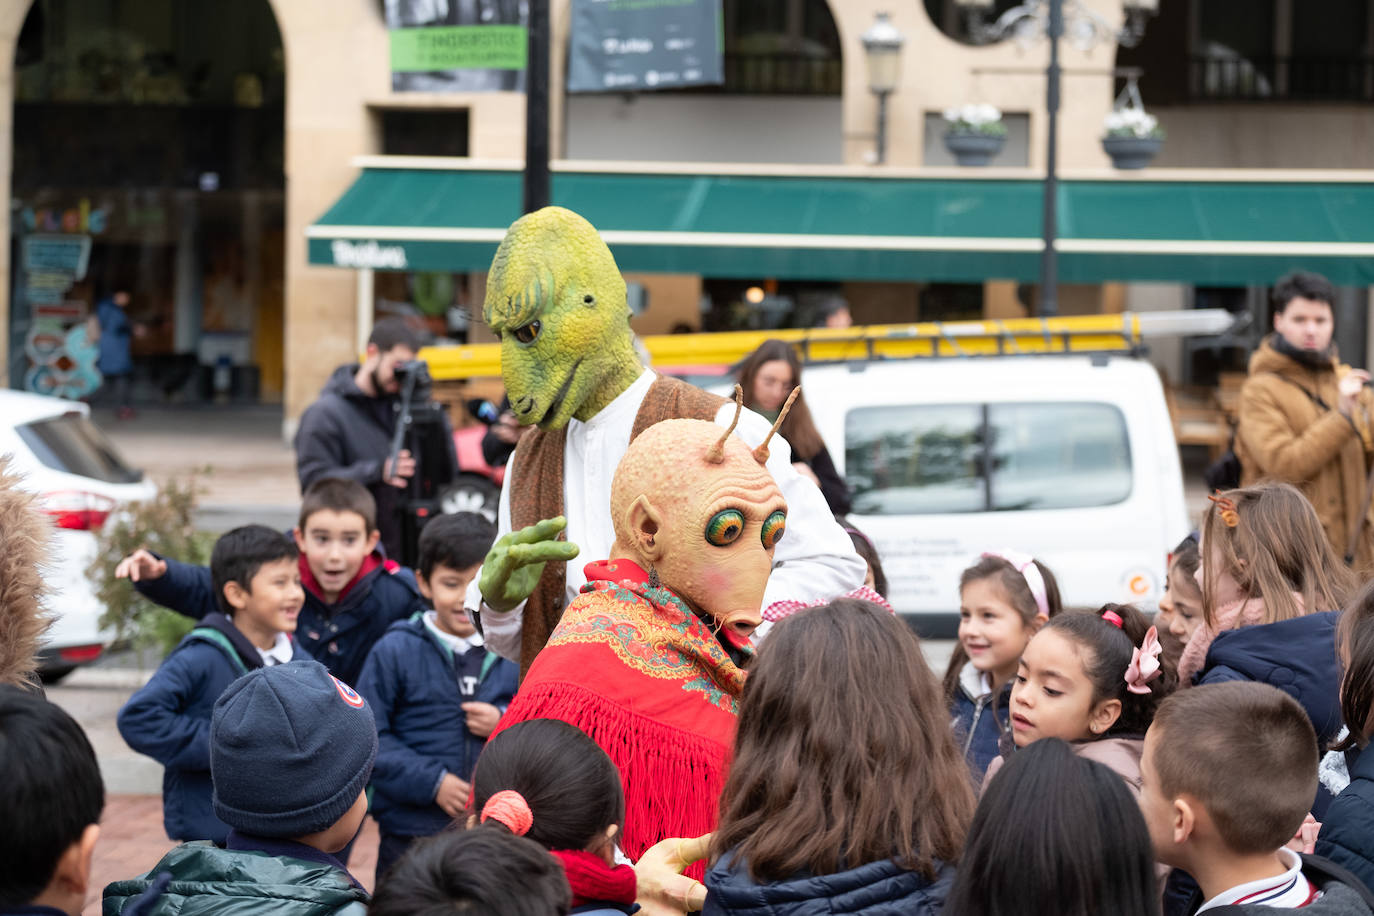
390 25 528 72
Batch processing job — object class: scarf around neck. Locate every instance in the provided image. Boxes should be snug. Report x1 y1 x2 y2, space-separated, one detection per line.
550 849 637 909
1270 332 1337 372
1177 592 1305 685
489 559 749 874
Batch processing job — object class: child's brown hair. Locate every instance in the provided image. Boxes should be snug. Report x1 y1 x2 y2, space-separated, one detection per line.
1200 483 1354 627
299 478 377 534
713 599 974 881
1150 681 1317 854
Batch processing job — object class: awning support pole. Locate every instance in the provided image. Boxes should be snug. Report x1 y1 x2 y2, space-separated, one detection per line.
355 267 374 356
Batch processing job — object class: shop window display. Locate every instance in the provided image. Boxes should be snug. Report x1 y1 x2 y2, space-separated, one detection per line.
9 0 286 403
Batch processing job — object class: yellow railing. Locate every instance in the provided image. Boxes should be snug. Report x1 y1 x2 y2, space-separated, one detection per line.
421 314 1145 381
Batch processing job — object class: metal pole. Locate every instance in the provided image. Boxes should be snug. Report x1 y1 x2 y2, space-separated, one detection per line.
1039 0 1062 317
523 0 551 214
875 90 890 164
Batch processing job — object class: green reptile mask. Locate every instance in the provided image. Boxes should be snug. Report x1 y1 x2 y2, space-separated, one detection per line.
484 207 643 430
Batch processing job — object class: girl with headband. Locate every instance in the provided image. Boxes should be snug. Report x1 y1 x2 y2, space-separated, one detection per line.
985 603 1178 802
944 551 1062 781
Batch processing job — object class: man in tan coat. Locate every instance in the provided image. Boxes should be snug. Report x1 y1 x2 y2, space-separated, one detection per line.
1236 271 1374 571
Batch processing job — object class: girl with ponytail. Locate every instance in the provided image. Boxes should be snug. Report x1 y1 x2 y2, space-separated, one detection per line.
469 718 638 916
984 603 1178 798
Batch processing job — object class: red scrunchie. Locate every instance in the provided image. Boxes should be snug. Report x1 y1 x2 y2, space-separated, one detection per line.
480 790 534 836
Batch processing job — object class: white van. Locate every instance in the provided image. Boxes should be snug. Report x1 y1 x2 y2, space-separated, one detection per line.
802 354 1189 635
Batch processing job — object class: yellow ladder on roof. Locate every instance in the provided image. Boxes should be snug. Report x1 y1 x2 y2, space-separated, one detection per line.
421 313 1149 382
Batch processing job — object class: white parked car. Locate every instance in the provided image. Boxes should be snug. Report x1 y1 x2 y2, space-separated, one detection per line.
0 391 157 679
800 355 1190 635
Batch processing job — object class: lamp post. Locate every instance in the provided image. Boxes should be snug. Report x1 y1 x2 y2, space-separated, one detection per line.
860 12 905 165
956 0 1156 316
523 0 550 214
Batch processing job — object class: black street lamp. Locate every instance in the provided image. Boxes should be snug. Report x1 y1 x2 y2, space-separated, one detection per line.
860 12 905 165
957 0 1157 317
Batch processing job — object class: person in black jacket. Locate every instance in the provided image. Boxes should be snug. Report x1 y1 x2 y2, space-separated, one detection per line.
295 317 456 559
734 339 851 516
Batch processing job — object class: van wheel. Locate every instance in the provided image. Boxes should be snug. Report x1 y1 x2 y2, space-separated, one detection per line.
439 474 500 523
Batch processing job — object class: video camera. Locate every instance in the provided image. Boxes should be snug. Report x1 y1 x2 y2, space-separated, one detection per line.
386 357 456 566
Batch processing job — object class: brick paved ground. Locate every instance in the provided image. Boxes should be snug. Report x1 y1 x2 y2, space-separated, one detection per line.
84 795 381 915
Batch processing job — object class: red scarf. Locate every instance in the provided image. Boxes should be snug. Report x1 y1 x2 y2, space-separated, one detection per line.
550 849 637 909
494 559 748 877
298 552 389 604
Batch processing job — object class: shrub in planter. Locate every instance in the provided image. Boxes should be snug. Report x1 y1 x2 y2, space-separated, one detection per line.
89 472 214 658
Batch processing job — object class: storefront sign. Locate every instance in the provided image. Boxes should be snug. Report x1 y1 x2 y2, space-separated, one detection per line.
332 240 409 270
567 0 724 93
385 0 528 92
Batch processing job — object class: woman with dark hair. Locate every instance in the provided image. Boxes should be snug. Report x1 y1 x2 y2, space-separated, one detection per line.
946 738 1160 916
734 340 851 515
704 599 973 915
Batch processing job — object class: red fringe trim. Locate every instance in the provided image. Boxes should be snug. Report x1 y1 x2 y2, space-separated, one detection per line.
498 680 729 880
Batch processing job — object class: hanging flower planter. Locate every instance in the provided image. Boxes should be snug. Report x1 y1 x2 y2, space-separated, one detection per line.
943 104 1007 167
1101 101 1165 170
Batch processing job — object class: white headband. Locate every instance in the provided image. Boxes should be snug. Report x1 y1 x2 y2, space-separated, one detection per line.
982 549 1050 619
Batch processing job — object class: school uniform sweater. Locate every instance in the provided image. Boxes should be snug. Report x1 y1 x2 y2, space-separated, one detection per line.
355 613 518 839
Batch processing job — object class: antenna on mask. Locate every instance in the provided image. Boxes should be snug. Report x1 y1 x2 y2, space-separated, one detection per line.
706 386 745 465
753 387 799 465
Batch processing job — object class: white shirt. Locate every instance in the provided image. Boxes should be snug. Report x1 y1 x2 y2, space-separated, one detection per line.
257 632 295 667
468 369 866 662
422 610 485 655
1197 848 1319 912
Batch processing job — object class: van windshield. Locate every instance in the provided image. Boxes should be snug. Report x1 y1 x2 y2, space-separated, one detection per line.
845 402 1132 514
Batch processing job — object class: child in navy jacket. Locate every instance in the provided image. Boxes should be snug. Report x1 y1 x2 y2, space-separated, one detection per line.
357 512 518 883
118 526 309 845
116 478 424 686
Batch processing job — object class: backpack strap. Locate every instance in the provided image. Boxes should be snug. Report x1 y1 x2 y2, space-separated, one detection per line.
189 627 250 677
1301 853 1374 909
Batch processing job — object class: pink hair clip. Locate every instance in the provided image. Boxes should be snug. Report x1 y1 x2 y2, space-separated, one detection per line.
1125 626 1162 695
1101 610 1124 629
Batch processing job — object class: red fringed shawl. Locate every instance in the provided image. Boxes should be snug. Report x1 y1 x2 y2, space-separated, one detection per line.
494 559 749 869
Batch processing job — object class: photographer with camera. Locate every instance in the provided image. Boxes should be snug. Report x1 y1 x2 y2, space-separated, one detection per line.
296 318 455 559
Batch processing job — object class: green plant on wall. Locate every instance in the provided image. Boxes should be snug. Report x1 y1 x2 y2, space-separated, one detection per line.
88 472 215 658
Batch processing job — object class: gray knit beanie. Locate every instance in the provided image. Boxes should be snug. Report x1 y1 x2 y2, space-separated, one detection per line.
210 660 378 838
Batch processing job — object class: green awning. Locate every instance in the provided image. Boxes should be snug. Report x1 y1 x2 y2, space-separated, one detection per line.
307 164 1374 285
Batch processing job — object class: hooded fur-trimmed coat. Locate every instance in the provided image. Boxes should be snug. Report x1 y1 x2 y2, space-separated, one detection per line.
0 458 51 691
1236 338 1374 573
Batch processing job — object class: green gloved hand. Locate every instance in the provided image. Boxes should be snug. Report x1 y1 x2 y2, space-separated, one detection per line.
479 516 581 613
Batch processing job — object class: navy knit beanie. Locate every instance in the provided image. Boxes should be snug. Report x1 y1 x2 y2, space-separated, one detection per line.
210 660 378 838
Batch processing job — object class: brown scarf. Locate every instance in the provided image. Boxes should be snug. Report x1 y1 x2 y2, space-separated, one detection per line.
506 374 725 676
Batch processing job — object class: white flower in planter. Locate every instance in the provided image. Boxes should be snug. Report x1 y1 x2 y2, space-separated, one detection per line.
1103 107 1165 140
943 103 1008 138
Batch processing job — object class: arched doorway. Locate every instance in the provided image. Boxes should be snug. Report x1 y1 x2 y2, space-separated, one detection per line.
10 0 286 403
562 0 844 164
